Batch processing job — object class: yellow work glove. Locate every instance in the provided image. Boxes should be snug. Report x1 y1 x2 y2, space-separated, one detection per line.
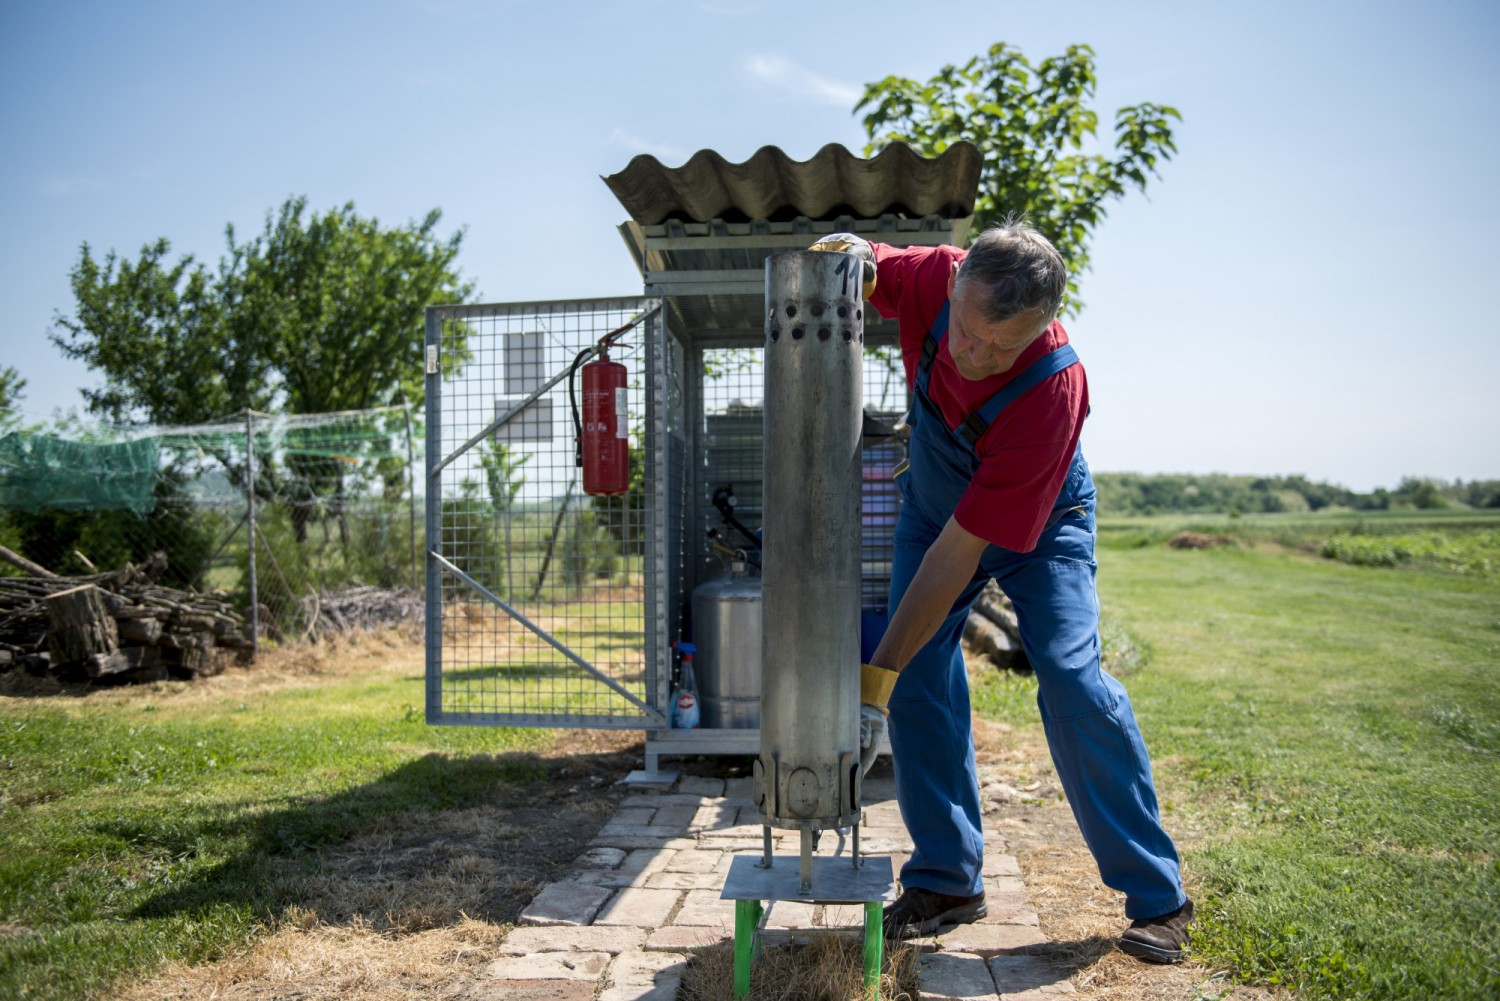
858 662 898 775
860 662 899 714
809 233 877 299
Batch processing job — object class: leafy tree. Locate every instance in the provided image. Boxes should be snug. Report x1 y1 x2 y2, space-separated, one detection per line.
52 196 472 542
50 195 471 425
229 197 472 416
1092 472 1401 517
51 238 264 425
1393 477 1447 510
0 366 25 431
478 439 531 514
857 42 1180 314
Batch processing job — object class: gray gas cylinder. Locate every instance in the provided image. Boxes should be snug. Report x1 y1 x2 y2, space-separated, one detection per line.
690 562 763 729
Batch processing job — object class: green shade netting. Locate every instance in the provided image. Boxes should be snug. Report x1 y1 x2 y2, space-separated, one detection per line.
0 432 161 513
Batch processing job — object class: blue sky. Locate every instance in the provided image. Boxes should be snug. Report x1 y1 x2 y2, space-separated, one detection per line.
2 0 1496 491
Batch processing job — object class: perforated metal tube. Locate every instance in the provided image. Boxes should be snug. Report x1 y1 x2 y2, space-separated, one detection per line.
754 250 864 832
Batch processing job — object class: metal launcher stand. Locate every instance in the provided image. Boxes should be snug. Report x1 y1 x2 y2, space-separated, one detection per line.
722 828 896 998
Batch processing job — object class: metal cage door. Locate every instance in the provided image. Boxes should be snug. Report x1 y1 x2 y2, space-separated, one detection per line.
424 296 668 729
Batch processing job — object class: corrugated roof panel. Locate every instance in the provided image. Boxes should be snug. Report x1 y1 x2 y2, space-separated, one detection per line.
603 142 981 226
618 217 962 344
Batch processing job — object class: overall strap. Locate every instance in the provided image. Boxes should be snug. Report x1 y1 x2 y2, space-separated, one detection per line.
914 300 951 397
954 344 1080 451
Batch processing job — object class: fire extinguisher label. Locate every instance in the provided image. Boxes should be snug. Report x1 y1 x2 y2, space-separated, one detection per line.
615 393 629 437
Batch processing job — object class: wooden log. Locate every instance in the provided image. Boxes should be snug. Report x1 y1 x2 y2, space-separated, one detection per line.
109 606 163 620
0 545 57 578
82 650 136 679
963 614 1015 665
158 629 213 651
970 596 1020 639
116 617 164 645
90 648 166 684
45 584 120 666
162 633 213 677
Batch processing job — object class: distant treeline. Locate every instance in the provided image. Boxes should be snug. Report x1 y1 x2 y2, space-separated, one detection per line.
1093 474 1500 517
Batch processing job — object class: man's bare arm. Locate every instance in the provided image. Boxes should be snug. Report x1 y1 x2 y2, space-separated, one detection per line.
869 516 990 673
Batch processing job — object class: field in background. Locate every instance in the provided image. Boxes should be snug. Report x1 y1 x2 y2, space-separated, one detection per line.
974 509 1500 999
1099 506 1499 552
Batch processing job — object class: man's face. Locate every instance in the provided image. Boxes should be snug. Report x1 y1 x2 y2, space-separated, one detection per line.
946 264 1047 381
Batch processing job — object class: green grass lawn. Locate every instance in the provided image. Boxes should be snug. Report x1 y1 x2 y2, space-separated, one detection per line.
0 656 558 1000
6 512 1498 999
975 512 1500 999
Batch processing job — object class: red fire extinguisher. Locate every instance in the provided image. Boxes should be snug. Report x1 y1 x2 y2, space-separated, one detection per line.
580 350 629 496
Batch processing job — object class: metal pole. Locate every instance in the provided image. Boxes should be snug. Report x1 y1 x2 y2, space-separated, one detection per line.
862 901 884 998
401 393 418 590
424 309 444 723
245 408 259 656
733 899 763 999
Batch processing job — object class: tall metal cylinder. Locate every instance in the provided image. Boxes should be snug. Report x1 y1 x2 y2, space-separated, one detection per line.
754 250 864 831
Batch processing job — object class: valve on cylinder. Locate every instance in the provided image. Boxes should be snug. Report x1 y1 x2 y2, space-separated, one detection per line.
752 250 866 890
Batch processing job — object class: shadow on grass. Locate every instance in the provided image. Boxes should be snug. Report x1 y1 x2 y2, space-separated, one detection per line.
1022 934 1118 975
110 740 641 931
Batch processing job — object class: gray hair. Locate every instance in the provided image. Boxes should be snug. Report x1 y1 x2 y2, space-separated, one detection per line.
953 219 1068 332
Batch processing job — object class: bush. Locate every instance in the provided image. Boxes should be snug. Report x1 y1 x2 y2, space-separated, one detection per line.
1318 530 1498 574
0 481 221 586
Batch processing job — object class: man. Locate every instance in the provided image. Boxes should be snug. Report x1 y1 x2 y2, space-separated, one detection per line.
811 222 1194 963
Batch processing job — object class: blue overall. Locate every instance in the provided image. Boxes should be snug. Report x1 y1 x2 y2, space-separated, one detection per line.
886 303 1186 919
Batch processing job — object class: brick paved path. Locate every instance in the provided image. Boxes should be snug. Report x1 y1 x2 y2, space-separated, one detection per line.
483 772 1076 1000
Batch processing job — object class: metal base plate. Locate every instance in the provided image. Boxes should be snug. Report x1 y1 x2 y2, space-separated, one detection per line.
721 854 896 903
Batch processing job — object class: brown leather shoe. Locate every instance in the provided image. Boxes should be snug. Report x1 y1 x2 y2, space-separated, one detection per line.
882 886 987 939
1119 898 1194 963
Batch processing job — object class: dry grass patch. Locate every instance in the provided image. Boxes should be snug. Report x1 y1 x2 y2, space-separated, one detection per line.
282 801 615 933
112 723 641 1001
117 917 506 1001
678 937 919 1001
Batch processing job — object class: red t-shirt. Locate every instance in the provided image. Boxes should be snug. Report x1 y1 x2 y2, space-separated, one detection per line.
869 242 1088 553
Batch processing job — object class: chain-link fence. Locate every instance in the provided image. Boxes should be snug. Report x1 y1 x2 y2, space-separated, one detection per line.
0 406 422 650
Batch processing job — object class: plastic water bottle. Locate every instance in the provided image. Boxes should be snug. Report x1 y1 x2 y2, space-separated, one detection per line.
671 642 701 729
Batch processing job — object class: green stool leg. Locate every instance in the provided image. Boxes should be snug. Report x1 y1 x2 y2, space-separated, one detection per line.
733 899 763 999
863 900 883 1000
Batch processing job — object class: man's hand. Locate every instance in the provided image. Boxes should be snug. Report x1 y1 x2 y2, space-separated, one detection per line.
859 703 886 775
858 661 899 774
809 233 877 299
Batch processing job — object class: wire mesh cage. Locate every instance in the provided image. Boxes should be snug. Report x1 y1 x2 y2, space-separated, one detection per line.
424 298 666 727
424 297 908 733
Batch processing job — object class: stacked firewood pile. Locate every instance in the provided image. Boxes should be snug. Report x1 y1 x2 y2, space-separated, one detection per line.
0 545 248 684
964 581 1030 672
300 585 423 637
